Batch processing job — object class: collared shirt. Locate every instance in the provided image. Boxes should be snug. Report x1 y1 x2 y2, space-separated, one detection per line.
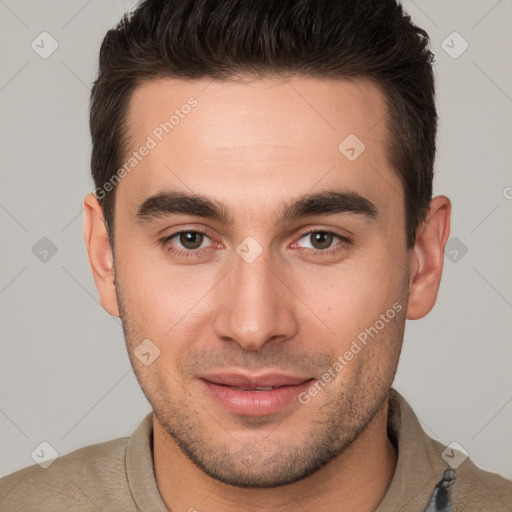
1 389 511 511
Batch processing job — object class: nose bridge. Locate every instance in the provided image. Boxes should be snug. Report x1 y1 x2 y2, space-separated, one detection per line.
213 243 297 351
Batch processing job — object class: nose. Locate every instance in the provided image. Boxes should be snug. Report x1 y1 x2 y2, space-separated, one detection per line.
212 246 299 351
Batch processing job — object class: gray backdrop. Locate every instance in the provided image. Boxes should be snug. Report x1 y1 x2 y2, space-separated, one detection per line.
1 0 511 480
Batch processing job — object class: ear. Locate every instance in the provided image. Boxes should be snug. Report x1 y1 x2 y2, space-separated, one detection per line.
83 193 120 317
406 195 451 320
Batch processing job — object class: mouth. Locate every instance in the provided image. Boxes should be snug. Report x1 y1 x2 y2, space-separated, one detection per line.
199 371 315 416
221 385 283 391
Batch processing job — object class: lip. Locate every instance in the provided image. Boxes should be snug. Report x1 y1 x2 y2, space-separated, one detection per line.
199 370 314 416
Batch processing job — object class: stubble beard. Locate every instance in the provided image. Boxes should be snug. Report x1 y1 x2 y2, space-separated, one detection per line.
115 274 407 488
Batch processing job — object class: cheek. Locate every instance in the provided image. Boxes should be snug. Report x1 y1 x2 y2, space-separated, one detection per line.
296 247 407 346
116 247 216 347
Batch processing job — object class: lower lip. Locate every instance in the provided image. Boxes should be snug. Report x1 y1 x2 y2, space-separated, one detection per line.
200 379 314 416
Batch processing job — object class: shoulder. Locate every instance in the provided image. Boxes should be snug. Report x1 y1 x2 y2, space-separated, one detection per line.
451 455 512 511
424 434 512 511
387 389 512 511
0 436 137 512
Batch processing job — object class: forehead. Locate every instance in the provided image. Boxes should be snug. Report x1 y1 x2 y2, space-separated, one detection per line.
126 75 387 151
118 75 401 222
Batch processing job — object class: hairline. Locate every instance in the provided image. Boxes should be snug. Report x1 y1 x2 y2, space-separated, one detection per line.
105 71 412 250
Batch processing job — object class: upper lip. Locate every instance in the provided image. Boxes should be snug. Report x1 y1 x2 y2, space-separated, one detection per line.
201 371 312 389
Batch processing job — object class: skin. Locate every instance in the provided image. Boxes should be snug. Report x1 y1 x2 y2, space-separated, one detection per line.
84 75 450 512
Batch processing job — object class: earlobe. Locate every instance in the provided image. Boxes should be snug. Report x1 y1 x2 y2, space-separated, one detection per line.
83 193 120 317
406 196 451 320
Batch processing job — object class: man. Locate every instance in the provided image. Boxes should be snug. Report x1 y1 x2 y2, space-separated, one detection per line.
1 0 511 510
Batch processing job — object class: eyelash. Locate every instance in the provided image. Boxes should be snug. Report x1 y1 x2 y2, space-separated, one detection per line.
161 229 211 260
296 228 351 256
160 228 351 259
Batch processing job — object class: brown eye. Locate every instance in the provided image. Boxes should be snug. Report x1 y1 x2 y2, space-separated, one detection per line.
178 231 205 249
160 229 215 259
309 231 334 250
294 230 349 255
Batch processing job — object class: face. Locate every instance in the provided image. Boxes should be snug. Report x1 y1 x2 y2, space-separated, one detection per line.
100 76 413 487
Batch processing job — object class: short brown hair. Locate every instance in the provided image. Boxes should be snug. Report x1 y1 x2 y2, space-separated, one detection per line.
90 0 437 248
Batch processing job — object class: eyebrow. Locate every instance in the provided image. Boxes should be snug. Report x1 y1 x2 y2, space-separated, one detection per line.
135 189 378 225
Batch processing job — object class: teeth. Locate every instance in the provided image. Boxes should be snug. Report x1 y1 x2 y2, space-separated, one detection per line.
231 386 275 391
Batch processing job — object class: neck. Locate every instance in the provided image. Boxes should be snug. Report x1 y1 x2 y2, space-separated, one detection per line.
154 398 397 512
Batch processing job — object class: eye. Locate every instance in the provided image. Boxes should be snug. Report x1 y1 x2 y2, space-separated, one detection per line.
294 230 350 254
161 229 213 257
299 231 337 250
174 230 209 250
160 228 350 260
